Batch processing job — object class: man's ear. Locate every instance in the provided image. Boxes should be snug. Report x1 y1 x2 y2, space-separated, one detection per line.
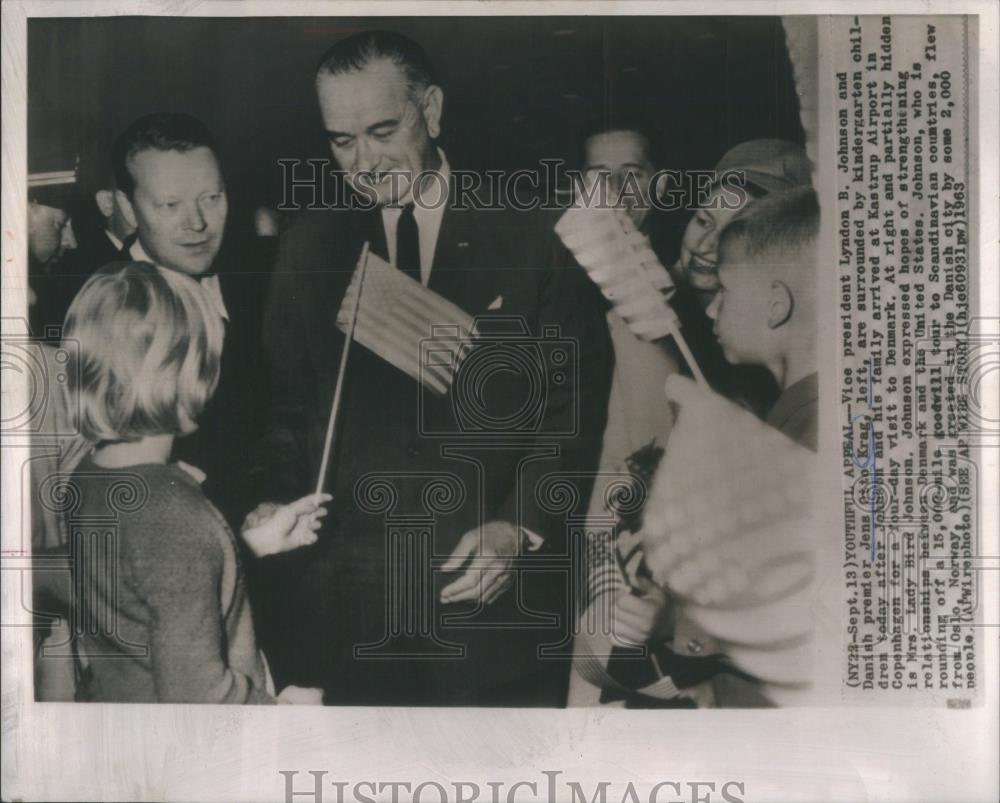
421 84 444 140
115 189 137 230
94 190 115 219
768 280 794 329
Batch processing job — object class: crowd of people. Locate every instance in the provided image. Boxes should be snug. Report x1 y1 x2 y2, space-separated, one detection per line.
28 30 819 708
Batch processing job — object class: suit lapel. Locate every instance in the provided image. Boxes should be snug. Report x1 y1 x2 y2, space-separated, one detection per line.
427 202 456 295
427 202 484 306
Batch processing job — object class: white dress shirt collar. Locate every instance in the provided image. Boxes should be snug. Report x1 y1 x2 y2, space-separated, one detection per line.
380 148 450 286
105 229 124 252
128 239 229 322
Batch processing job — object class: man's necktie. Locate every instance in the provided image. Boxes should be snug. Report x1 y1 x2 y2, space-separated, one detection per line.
396 204 421 283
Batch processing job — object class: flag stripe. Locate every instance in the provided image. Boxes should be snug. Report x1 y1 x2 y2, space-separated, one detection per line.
336 253 476 393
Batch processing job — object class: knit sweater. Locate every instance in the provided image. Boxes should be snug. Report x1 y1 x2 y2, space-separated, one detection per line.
72 457 274 704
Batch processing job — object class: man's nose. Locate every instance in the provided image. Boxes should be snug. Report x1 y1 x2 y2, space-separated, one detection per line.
184 203 208 232
354 138 380 174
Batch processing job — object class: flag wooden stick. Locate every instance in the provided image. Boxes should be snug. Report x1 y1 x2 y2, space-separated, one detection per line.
314 241 370 498
667 317 710 391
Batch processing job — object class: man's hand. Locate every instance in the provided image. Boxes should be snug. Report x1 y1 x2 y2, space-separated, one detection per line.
611 577 674 647
240 493 332 557
440 520 521 606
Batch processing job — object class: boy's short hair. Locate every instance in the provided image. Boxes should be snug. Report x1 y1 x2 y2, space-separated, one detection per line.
719 185 819 280
64 261 225 443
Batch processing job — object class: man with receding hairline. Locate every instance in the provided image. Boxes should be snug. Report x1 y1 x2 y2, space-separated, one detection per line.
259 30 613 706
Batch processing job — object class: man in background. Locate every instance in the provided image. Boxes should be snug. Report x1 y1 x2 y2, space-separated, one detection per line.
580 123 672 253
72 145 137 270
27 144 79 335
35 146 140 331
577 122 681 486
568 123 685 707
26 140 84 700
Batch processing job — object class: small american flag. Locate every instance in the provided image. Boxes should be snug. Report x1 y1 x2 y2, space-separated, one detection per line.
335 252 476 395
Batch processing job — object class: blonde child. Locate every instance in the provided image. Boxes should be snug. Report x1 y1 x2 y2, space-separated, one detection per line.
65 261 327 704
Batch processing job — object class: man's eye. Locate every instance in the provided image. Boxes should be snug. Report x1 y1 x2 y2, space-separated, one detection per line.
373 130 395 142
163 201 179 210
332 137 352 149
204 193 223 204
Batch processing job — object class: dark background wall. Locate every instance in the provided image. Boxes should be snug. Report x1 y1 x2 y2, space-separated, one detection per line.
29 15 803 222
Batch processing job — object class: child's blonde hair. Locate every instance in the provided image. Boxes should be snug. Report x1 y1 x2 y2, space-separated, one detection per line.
64 261 225 443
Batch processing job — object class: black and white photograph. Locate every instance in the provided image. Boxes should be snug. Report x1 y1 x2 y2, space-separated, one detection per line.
2 2 997 802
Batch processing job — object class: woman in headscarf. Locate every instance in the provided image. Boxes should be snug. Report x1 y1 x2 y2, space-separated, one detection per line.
672 139 814 307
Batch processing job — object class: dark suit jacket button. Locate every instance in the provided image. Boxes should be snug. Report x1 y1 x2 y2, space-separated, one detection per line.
406 445 420 458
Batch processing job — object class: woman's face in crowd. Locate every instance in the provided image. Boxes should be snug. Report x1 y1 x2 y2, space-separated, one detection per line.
678 186 747 293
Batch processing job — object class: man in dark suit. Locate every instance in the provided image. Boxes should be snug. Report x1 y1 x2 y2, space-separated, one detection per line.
109 113 267 525
258 30 613 706
26 138 80 335
75 146 137 272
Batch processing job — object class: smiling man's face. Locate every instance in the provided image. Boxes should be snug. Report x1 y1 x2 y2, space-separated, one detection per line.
316 58 442 207
123 146 227 275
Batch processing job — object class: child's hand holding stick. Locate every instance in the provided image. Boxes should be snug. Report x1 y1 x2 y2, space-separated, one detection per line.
241 493 332 557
